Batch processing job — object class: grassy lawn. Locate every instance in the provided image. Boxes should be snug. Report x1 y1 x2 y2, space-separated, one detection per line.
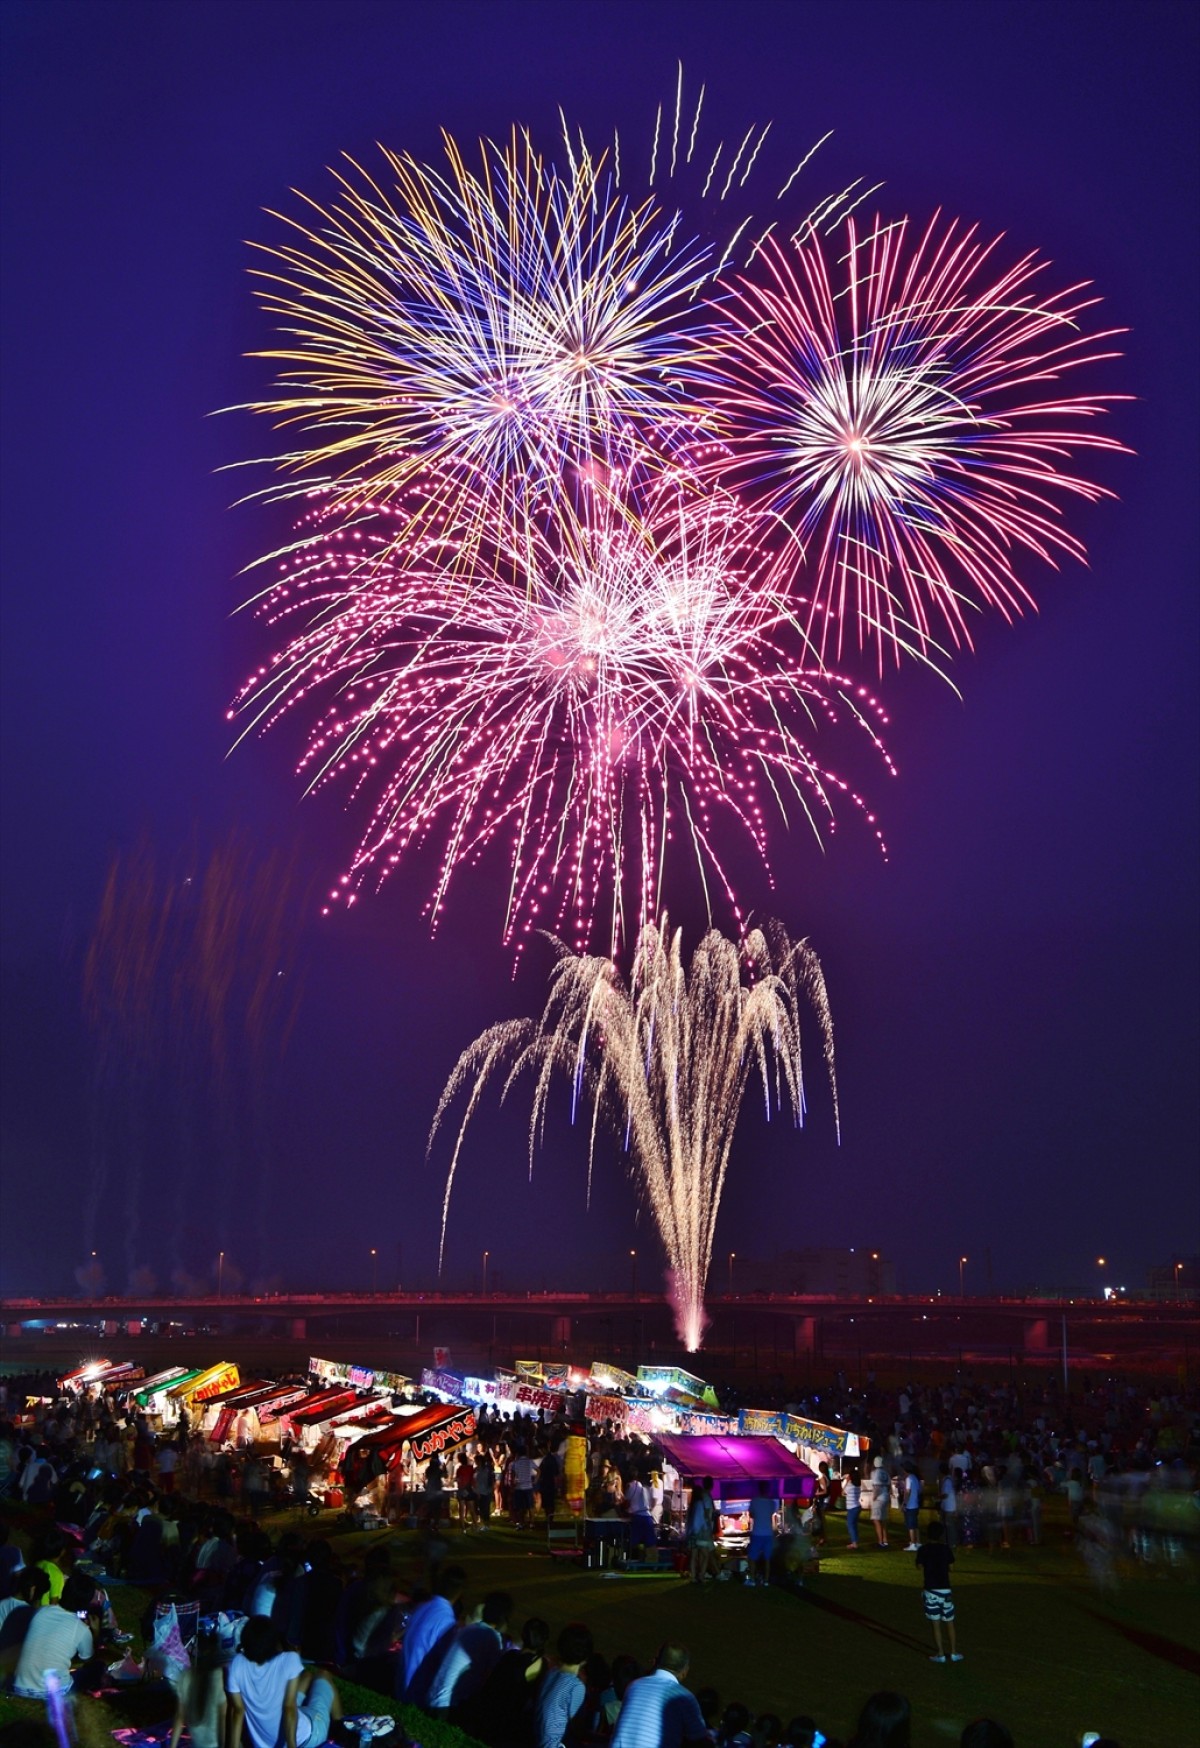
3 1502 1196 1748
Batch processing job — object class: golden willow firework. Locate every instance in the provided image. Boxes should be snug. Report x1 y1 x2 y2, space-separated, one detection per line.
431 915 837 1350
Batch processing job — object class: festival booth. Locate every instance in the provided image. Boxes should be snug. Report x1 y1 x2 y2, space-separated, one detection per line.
203 1381 310 1448
135 1368 206 1420
658 1431 816 1551
340 1400 477 1496
159 1362 240 1427
59 1360 146 1396
753 1411 865 1473
282 1389 363 1449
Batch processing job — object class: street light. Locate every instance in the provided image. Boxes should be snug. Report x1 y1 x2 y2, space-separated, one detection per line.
959 1255 967 1297
482 1249 490 1296
217 1251 225 1298
370 1248 378 1294
1175 1260 1184 1299
629 1249 638 1299
728 1251 736 1296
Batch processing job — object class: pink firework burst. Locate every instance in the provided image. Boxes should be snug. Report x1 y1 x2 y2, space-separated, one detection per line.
710 217 1130 662
230 478 893 953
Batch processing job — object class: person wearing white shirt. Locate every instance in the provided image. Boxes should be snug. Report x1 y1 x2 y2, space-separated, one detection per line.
610 1645 707 1748
12 1571 97 1698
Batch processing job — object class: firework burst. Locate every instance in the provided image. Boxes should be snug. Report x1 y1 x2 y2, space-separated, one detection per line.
431 914 837 1350
231 478 892 953
710 218 1129 660
235 130 724 561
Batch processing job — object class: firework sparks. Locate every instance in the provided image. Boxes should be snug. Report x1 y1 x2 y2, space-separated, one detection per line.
231 477 892 953
431 915 837 1350
235 130 723 559
710 218 1129 660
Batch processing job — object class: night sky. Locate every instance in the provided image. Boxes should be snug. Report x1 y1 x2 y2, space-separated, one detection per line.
2 0 1196 1302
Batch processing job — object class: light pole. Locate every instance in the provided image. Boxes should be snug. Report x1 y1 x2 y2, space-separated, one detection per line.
728 1251 736 1296
217 1251 225 1298
629 1249 638 1300
1175 1260 1184 1300
482 1249 489 1296
958 1255 967 1297
370 1248 378 1294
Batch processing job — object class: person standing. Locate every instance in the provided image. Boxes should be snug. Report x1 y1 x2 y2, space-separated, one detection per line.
916 1522 963 1664
843 1469 862 1551
746 1482 776 1586
903 1465 922 1551
939 1464 960 1548
511 1449 537 1530
869 1459 892 1550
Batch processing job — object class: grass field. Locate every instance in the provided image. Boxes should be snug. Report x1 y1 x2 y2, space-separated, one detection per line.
2 1501 1197 1748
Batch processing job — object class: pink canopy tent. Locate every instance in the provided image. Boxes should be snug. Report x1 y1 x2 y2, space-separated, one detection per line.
659 1434 817 1502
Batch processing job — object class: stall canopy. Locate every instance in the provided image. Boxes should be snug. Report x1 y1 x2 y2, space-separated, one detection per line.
659 1434 817 1502
341 1401 476 1492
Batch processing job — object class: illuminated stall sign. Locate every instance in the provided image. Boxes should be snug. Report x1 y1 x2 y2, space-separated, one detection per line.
585 1393 629 1425
637 1364 709 1399
515 1360 544 1381
739 1408 789 1438
784 1415 860 1459
311 1356 410 1393
421 1367 467 1399
408 1407 476 1462
190 1365 241 1404
589 1361 639 1394
678 1409 736 1435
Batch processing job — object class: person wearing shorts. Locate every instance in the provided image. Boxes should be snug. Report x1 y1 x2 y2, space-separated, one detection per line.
746 1481 776 1587
915 1521 962 1663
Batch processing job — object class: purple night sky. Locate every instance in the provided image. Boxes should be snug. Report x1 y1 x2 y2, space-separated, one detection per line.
1 0 1196 1300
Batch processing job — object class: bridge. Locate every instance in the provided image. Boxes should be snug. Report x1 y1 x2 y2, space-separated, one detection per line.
3 1290 1195 1378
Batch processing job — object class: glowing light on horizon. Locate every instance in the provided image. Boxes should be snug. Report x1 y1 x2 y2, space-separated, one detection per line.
431 915 837 1350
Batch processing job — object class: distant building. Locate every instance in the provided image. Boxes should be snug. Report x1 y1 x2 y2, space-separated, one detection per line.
732 1247 896 1296
1147 1255 1199 1299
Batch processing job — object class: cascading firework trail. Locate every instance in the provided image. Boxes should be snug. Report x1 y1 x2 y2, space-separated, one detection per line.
430 915 837 1351
710 219 1129 661
231 477 893 953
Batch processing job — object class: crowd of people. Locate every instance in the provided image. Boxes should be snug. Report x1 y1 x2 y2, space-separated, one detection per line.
1 1360 1193 1746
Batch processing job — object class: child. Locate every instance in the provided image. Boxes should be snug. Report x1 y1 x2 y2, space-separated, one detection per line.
915 1521 963 1663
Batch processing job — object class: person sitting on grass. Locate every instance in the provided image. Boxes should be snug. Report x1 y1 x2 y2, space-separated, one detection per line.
427 1588 513 1714
610 1643 708 1748
915 1521 962 1664
225 1615 342 1748
12 1569 101 1698
0 1568 51 1680
849 1690 911 1748
533 1621 594 1748
167 1625 226 1748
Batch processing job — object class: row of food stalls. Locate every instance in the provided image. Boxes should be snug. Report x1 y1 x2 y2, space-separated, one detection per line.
419 1357 865 1478
58 1353 865 1523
